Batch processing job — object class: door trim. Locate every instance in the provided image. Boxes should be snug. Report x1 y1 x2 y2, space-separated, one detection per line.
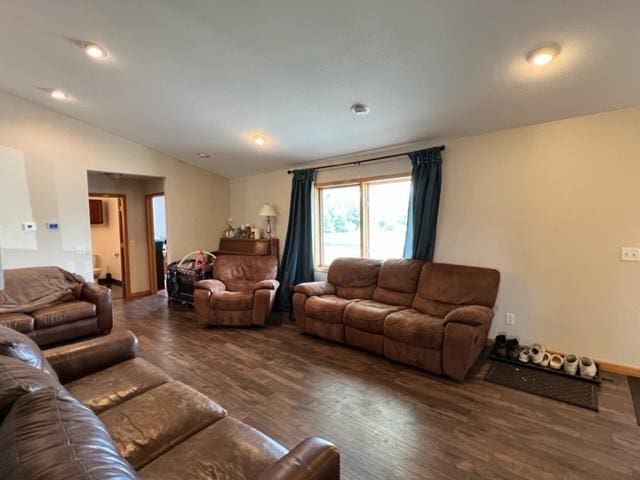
145 192 165 295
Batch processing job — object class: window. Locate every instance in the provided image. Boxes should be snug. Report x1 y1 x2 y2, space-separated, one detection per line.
316 175 411 267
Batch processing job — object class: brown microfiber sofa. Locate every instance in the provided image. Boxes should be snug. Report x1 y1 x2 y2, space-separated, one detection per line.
0 325 339 480
194 255 279 327
293 258 500 381
0 266 112 346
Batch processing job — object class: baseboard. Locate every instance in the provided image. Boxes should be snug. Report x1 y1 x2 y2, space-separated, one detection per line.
128 290 151 299
486 337 640 378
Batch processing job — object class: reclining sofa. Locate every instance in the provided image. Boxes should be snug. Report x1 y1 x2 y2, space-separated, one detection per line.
0 325 339 480
293 258 500 381
0 266 112 346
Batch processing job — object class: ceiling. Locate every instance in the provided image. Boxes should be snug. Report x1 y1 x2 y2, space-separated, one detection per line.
1 1 639 178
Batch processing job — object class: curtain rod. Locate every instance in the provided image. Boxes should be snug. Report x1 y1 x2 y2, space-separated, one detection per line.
287 145 445 174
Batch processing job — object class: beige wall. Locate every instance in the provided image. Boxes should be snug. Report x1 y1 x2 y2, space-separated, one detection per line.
230 107 640 368
89 197 122 281
0 91 229 283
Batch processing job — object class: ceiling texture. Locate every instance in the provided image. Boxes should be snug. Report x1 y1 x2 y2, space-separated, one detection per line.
1 1 639 178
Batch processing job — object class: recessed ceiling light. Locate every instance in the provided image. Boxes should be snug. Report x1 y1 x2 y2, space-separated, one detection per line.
197 152 210 158
528 45 560 66
351 103 370 116
50 89 69 100
252 135 266 146
84 42 108 59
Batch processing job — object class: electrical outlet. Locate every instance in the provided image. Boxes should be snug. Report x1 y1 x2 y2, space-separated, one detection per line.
505 313 515 326
22 222 37 232
74 246 87 254
621 247 640 262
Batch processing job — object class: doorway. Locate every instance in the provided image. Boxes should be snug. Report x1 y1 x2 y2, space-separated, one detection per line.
146 193 167 295
88 194 130 299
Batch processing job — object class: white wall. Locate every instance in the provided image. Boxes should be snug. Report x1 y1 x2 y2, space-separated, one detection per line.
0 91 229 282
230 107 640 368
89 197 121 281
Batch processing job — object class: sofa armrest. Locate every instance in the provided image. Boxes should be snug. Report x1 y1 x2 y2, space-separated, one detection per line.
293 282 336 297
44 330 139 384
255 437 340 480
195 279 226 293
80 282 113 333
443 305 494 328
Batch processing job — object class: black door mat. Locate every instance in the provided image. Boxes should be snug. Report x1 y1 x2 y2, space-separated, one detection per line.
627 376 640 426
486 361 599 411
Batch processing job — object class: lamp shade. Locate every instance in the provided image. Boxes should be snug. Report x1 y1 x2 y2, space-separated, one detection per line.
258 203 277 217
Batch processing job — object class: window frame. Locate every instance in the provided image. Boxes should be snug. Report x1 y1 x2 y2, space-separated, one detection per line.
314 172 411 270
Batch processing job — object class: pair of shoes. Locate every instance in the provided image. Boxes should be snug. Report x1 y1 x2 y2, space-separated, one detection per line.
530 343 546 364
560 354 597 378
549 354 564 370
564 354 579 375
518 347 531 363
494 335 521 360
579 357 598 379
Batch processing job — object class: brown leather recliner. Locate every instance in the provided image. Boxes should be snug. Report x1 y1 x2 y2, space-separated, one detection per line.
0 266 112 346
194 255 279 327
293 258 500 381
0 325 340 480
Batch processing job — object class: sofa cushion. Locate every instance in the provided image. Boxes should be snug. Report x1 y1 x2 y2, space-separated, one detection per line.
213 291 254 310
66 357 171 414
100 380 227 469
0 387 137 480
372 259 424 307
412 263 500 317
0 356 60 420
384 309 444 349
139 416 287 480
214 255 278 283
32 300 97 329
0 325 58 380
327 257 381 299
0 312 35 333
344 300 405 334
305 295 357 324
225 280 279 292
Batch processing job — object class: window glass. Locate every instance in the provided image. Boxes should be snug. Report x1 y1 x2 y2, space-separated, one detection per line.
321 185 361 265
368 180 410 260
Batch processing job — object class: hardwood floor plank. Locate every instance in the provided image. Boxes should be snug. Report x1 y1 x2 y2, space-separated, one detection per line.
113 296 640 479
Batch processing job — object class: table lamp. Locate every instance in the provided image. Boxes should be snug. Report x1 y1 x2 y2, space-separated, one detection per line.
258 203 278 239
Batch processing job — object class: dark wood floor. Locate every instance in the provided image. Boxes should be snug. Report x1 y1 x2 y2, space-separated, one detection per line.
114 296 640 480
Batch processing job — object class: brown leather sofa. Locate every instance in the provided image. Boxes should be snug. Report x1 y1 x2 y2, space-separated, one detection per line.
293 258 500 381
0 266 112 346
0 325 340 479
194 255 279 327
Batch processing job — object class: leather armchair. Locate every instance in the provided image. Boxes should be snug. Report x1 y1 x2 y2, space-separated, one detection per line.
195 255 279 327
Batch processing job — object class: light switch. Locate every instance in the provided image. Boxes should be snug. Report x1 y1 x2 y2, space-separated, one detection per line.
22 222 37 232
621 247 640 262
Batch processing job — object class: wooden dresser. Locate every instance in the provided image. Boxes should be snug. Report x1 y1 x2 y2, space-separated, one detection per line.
215 238 280 262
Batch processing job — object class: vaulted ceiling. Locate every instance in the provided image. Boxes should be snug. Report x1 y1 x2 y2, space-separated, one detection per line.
1 1 639 177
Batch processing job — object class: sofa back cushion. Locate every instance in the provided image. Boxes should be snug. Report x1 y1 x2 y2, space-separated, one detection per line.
0 325 58 381
372 259 424 307
214 255 278 283
327 258 382 300
0 387 138 480
0 266 84 315
412 263 500 317
0 356 60 421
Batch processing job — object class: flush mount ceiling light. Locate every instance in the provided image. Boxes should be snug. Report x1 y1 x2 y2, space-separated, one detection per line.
83 42 108 59
351 103 370 116
252 135 266 146
50 89 69 100
197 152 210 158
527 45 560 66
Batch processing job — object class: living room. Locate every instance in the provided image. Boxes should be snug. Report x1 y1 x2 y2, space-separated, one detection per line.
0 2 639 479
